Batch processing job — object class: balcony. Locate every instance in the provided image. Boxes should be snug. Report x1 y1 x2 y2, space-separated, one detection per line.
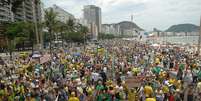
24 0 32 6
0 7 9 12
25 10 33 15
0 12 9 17
24 4 33 11
0 18 10 22
14 16 24 21
26 15 33 20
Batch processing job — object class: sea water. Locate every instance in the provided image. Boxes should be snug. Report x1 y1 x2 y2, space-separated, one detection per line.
148 36 199 45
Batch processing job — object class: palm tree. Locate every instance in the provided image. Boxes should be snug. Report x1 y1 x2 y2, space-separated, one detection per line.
62 19 76 47
77 24 88 49
23 22 36 52
44 8 58 54
5 21 26 59
56 21 66 48
67 19 76 32
32 0 40 48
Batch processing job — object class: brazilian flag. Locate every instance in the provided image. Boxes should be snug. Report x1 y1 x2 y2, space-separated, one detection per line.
152 66 161 75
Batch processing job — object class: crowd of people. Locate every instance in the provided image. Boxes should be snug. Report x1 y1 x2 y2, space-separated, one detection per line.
0 39 201 101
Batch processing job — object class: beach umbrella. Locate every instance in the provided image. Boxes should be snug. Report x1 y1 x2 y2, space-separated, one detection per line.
32 51 42 58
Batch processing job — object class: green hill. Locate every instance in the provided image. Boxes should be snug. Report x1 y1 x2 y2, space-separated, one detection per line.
165 24 199 32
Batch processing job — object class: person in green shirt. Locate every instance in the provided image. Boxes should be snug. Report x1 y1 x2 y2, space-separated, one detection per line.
96 89 111 101
197 69 201 80
152 66 161 75
96 90 104 101
96 81 104 91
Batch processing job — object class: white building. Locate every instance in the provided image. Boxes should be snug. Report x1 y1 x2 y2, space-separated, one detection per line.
48 4 75 23
101 24 121 36
102 21 143 37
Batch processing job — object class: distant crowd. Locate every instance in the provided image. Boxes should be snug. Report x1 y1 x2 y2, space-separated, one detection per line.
0 39 201 101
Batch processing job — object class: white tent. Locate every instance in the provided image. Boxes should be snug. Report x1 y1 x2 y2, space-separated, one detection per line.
151 43 160 47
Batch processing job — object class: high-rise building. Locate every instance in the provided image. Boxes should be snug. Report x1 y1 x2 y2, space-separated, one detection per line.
0 0 42 49
0 0 42 23
48 4 75 23
83 5 102 35
0 4 11 22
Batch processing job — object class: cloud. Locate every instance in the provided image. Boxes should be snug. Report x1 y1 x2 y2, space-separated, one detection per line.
42 0 201 31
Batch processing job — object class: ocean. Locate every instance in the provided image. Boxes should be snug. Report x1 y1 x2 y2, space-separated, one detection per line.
149 36 199 45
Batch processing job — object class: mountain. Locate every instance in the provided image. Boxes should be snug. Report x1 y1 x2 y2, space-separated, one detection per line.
165 24 199 32
118 21 144 31
153 28 162 32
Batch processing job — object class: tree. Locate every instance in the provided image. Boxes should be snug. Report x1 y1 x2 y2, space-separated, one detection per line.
23 22 36 52
98 33 116 40
77 24 88 48
62 19 76 46
1 0 41 48
5 22 26 59
55 21 66 48
44 8 58 54
68 32 84 43
62 21 88 44
67 19 76 32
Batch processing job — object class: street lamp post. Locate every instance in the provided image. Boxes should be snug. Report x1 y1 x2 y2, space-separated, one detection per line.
197 16 201 55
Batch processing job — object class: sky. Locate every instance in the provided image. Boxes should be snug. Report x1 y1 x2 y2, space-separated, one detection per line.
42 0 201 31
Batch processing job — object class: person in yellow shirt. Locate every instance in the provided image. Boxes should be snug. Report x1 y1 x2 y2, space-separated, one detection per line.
69 92 80 101
128 88 137 101
146 97 156 101
155 58 160 64
144 83 153 98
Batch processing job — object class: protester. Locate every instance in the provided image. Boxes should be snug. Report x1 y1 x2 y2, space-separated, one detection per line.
0 39 200 101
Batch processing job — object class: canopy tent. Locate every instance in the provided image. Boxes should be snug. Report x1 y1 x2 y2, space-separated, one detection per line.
32 54 42 58
151 43 160 47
